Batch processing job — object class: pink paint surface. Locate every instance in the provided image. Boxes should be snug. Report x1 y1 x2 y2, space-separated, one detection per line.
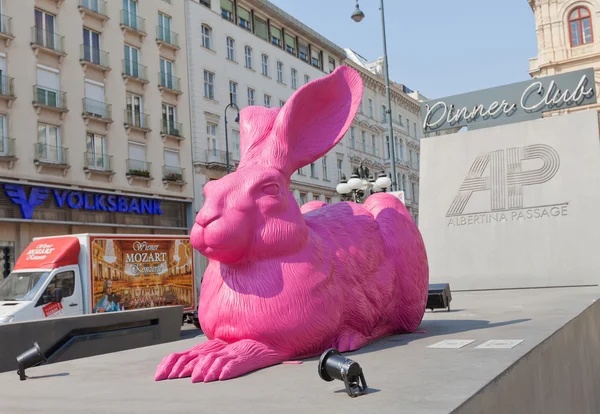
155 66 429 383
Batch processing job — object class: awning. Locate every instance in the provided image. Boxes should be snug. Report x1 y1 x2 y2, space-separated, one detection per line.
14 237 80 270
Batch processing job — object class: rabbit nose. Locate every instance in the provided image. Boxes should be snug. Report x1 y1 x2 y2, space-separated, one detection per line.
196 211 221 227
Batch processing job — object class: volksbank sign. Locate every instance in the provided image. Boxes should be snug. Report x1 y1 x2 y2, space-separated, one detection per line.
3 184 163 220
421 68 597 132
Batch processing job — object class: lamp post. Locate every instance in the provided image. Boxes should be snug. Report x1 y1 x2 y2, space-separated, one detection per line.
224 101 240 174
351 0 398 191
336 160 392 203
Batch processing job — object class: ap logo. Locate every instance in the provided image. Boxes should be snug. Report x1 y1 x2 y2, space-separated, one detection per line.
447 144 561 217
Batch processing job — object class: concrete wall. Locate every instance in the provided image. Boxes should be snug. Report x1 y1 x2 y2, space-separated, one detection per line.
453 295 600 414
420 110 600 290
0 305 183 373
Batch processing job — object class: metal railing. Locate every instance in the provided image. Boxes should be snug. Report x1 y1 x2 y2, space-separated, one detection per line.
0 14 12 36
124 109 150 130
0 75 14 97
161 121 183 137
163 165 184 182
31 26 65 53
79 0 108 16
34 85 67 109
126 159 151 177
156 26 179 47
205 149 231 165
84 151 112 171
122 59 148 81
120 10 146 33
80 44 109 68
159 72 181 92
0 137 15 157
34 143 68 165
83 98 112 120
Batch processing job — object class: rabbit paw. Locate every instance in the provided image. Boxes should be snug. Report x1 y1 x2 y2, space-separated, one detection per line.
187 339 284 383
154 339 228 381
335 331 369 353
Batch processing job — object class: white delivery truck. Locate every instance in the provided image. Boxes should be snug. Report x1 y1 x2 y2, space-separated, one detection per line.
0 234 196 324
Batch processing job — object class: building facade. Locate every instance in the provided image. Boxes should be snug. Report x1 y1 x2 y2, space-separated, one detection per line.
0 0 194 270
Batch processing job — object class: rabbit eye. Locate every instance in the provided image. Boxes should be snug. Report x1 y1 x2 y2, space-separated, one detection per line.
262 183 279 196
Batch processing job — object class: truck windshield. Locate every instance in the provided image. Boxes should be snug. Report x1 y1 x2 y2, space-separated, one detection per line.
0 271 51 302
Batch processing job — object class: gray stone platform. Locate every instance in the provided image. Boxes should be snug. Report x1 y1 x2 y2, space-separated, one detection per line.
2 286 599 414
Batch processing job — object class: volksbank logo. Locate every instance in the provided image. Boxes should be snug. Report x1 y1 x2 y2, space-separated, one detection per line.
447 144 568 226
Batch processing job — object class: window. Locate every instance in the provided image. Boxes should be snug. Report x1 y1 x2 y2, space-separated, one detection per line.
86 133 107 170
204 70 215 99
232 130 240 160
414 122 418 139
407 121 410 137
261 54 269 76
396 137 403 160
329 57 336 73
158 13 173 44
322 156 328 180
226 37 235 61
371 135 376 155
221 0 233 21
299 43 309 62
398 114 403 124
277 61 284 83
36 271 75 307
412 183 418 203
247 87 255 105
34 9 56 49
368 99 373 117
285 33 296 54
37 124 62 163
279 100 286 108
36 66 60 107
304 75 310 84
569 7 593 46
0 115 7 157
337 158 343 181
122 0 139 29
382 105 387 122
297 166 305 175
128 141 147 171
313 195 320 201
350 127 356 149
291 69 297 89
123 44 140 77
271 25 282 47
254 15 268 41
311 51 321 68
160 58 174 89
361 131 366 152
83 28 101 64
310 162 317 177
229 81 238 105
326 197 332 204
359 99 363 114
126 93 143 127
162 103 178 135
164 149 180 173
206 122 217 154
386 136 390 159
201 24 212 49
238 6 251 31
299 193 306 205
84 79 106 118
244 46 253 69
264 94 271 108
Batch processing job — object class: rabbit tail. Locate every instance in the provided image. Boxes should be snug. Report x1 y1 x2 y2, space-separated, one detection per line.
363 193 429 332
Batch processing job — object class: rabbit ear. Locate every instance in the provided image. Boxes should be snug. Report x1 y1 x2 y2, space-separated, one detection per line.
238 106 281 162
265 66 363 176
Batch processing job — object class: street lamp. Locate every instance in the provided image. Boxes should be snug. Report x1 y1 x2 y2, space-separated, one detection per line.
351 0 398 191
224 101 240 174
336 160 391 203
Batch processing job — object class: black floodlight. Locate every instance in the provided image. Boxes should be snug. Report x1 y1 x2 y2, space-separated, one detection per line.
318 348 368 397
427 283 452 312
16 341 47 380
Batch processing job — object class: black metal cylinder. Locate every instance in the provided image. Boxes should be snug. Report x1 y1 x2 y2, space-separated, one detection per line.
318 348 362 382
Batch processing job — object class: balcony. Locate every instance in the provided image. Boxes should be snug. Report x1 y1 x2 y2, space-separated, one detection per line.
84 151 114 181
120 10 146 41
158 72 182 98
0 75 16 107
162 165 185 188
124 109 151 137
201 149 232 170
156 26 180 52
0 14 14 46
34 143 70 175
0 138 17 169
31 27 66 62
161 121 184 143
80 45 110 75
82 98 112 128
33 85 68 119
78 0 109 24
126 159 153 186
122 59 149 88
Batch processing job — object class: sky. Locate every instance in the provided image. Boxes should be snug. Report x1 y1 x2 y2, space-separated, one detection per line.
270 0 538 100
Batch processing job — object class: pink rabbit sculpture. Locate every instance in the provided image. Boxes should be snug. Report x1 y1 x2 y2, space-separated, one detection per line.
155 65 429 383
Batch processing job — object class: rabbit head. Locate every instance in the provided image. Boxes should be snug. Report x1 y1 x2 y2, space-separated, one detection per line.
191 66 364 264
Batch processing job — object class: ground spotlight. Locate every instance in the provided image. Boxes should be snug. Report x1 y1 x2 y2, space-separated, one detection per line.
16 341 47 381
318 348 368 397
427 283 452 312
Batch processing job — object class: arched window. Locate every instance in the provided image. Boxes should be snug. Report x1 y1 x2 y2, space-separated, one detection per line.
569 7 593 47
201 24 212 49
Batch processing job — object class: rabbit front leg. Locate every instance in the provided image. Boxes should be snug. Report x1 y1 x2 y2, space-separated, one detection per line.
189 339 285 383
154 339 228 381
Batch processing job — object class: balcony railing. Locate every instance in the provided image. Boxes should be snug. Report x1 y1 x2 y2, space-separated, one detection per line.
31 26 65 53
120 10 146 33
122 59 148 81
79 0 108 17
161 121 183 137
84 151 112 171
205 149 231 165
83 98 112 120
80 44 109 68
34 85 67 109
0 14 13 37
156 26 179 48
0 75 14 97
34 143 68 165
0 137 15 158
163 165 184 182
159 72 181 92
124 109 150 130
126 159 151 177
